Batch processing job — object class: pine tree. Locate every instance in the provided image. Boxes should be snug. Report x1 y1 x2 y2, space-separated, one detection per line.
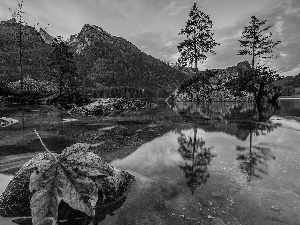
48 37 77 96
4 1 51 99
9 1 26 94
235 16 282 102
238 16 281 68
177 2 219 71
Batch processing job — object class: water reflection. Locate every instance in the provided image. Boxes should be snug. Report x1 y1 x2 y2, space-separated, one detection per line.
2 195 128 225
169 101 284 182
177 128 216 194
278 99 300 116
168 101 281 140
236 142 276 182
1 101 300 224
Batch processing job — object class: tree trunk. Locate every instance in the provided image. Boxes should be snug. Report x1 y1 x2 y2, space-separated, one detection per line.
252 49 255 69
252 28 255 69
249 131 252 155
193 31 198 71
59 72 63 96
19 21 23 95
255 82 265 103
192 127 197 163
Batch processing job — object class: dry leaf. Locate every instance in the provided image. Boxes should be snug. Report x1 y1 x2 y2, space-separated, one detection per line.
29 143 114 225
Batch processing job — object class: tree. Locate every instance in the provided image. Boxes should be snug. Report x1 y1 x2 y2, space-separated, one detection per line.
225 65 281 102
1 1 51 100
280 86 295 96
238 16 281 69
48 37 77 96
232 16 282 102
177 2 219 71
9 1 26 94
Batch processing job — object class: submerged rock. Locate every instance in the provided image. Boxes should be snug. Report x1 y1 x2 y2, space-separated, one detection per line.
100 171 168 225
68 98 157 117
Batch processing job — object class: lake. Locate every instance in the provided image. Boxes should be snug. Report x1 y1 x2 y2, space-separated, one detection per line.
0 100 300 224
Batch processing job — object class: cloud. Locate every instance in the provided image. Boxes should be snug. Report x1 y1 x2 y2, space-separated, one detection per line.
127 30 181 62
1 0 299 76
144 0 299 75
123 0 300 75
162 1 190 16
199 0 300 74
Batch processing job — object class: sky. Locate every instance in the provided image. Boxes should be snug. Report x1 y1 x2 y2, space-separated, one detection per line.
0 0 300 76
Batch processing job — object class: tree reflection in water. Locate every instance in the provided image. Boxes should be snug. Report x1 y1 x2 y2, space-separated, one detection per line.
236 142 276 182
235 102 281 182
178 128 216 194
170 101 282 183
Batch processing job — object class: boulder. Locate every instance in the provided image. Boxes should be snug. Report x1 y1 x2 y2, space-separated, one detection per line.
0 153 135 223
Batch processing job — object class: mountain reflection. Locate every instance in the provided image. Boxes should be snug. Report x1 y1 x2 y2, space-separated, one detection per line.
177 128 216 194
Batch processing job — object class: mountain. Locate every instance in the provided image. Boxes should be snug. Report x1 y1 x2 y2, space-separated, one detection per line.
0 18 52 83
39 28 55 44
0 19 188 97
273 74 300 88
68 24 187 96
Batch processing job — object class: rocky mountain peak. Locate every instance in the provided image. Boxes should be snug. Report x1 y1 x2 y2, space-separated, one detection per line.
82 24 112 36
79 23 113 43
68 23 115 54
39 28 55 44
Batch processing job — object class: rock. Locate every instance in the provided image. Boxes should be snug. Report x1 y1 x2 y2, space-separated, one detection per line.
166 61 255 103
68 98 157 117
0 152 135 221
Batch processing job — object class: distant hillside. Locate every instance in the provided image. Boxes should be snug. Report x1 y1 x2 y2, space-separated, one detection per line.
0 18 52 83
0 19 188 98
68 24 187 97
273 73 300 88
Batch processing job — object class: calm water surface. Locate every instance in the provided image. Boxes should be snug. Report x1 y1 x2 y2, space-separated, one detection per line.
0 100 300 224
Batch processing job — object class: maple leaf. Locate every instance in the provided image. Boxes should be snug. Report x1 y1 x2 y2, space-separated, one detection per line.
29 143 115 225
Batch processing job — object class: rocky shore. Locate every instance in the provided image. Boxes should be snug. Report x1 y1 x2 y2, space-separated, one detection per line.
68 98 157 117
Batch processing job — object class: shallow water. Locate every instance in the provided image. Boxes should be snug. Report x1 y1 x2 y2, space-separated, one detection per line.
1 100 300 224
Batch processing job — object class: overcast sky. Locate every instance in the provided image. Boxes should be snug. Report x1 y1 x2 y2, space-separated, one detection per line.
1 0 300 76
